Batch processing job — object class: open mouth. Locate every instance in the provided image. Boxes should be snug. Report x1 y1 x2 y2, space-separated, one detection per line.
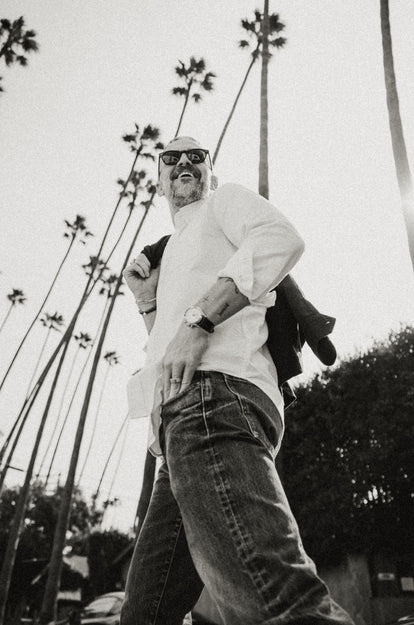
172 167 200 181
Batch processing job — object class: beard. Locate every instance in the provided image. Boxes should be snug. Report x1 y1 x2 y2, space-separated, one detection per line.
171 179 207 208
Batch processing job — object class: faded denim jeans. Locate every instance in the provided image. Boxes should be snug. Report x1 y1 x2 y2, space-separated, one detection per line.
121 371 355 625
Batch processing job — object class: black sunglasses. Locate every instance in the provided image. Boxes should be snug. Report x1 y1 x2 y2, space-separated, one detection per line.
158 148 212 175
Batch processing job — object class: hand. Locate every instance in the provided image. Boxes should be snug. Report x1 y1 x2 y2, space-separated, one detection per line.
122 256 160 303
162 323 209 401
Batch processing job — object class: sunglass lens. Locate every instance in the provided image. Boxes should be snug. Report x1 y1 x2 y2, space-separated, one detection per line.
187 149 206 163
161 151 180 165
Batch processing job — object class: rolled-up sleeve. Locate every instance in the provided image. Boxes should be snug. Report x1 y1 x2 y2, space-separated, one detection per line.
213 183 305 304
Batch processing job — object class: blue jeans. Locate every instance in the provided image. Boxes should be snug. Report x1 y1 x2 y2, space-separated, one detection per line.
121 371 354 625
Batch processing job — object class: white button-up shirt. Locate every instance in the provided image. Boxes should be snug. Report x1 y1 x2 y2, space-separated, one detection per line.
127 183 304 456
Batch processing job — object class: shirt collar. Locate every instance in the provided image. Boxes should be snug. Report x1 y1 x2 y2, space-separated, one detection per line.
173 197 206 229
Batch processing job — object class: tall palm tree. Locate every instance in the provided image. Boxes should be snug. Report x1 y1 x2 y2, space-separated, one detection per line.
0 337 70 625
38 331 93 484
0 128 162 619
0 289 26 334
92 411 129 509
0 16 38 94
380 0 414 270
39 189 157 625
0 215 92 393
259 0 270 199
213 9 286 164
100 415 129 525
76 349 120 485
172 56 216 137
25 312 65 398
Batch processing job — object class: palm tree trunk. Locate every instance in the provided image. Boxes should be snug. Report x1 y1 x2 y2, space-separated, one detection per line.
259 0 270 199
0 338 70 625
0 304 13 335
44 346 90 487
93 411 129 505
76 361 111 485
0 238 75 393
25 327 52 399
0 149 142 469
213 44 260 165
174 81 193 138
36 343 81 480
380 0 414 270
39 200 154 625
100 417 130 524
45 299 109 486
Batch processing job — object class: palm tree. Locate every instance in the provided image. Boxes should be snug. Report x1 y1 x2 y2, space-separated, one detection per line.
0 215 92 393
25 312 65 398
100 415 129 525
172 57 216 137
92 411 129 509
0 289 26 334
42 332 93 486
259 0 270 199
0 128 162 618
76 350 120 485
380 0 414 270
0 16 38 94
39 188 157 625
213 9 286 164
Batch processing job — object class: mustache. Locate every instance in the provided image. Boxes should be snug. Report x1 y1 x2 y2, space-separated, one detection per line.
171 165 201 180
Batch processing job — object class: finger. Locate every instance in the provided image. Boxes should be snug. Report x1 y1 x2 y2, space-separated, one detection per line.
179 364 196 393
162 362 172 402
169 367 184 399
134 255 151 278
132 262 147 278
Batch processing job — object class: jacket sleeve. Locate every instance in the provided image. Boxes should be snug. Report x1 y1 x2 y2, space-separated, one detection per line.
140 234 171 267
212 183 305 305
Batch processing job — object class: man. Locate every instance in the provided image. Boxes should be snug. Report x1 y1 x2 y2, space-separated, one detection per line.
122 136 354 625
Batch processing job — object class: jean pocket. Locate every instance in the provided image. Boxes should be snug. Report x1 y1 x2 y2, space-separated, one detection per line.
161 381 201 410
222 374 276 457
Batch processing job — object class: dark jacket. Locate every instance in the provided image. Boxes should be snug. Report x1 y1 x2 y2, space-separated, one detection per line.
140 236 336 408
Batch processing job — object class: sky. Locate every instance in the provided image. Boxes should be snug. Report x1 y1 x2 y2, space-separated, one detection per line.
0 0 413 532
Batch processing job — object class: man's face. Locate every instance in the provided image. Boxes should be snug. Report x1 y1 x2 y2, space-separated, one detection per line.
157 137 216 211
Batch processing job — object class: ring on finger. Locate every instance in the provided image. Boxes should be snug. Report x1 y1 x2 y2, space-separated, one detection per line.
169 377 182 384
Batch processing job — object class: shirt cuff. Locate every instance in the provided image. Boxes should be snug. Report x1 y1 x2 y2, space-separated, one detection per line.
217 246 276 308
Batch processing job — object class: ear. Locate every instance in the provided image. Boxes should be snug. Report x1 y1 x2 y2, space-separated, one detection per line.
156 181 165 197
210 174 218 191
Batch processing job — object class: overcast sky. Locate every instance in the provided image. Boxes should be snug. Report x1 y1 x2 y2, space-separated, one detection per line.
1 0 413 531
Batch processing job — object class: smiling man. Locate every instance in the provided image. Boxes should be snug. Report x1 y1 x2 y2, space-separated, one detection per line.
121 136 355 625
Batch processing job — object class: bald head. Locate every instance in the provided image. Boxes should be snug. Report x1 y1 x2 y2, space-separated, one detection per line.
157 136 218 217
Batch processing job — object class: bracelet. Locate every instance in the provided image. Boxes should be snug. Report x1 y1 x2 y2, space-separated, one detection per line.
135 296 156 305
139 305 157 316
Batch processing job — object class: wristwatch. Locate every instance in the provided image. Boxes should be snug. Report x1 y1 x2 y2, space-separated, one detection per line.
184 306 215 333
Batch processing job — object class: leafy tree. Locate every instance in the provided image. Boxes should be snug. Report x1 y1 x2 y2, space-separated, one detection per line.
282 325 414 567
380 0 414 271
0 16 38 94
0 482 129 622
172 56 216 136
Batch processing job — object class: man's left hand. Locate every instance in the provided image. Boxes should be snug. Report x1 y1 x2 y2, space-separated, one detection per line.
162 323 209 400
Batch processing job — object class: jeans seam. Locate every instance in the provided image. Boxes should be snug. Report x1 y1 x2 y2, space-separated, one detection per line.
152 515 184 624
209 442 273 614
200 377 273 615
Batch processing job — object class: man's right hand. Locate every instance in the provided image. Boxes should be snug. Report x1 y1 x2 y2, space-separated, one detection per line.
122 256 160 305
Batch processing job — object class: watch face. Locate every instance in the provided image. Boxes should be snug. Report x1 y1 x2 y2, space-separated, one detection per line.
185 307 203 324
